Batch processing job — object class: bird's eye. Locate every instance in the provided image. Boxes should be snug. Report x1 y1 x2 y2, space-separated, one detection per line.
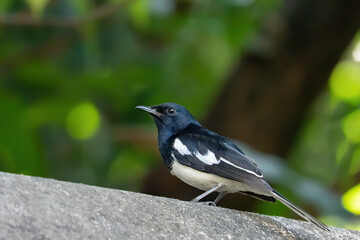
167 108 175 115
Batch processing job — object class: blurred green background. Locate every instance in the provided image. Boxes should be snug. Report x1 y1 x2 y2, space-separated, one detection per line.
1 0 360 231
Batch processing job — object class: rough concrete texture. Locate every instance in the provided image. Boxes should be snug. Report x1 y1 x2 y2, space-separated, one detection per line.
0 172 358 240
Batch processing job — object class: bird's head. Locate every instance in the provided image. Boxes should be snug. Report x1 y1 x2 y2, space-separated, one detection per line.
136 103 201 137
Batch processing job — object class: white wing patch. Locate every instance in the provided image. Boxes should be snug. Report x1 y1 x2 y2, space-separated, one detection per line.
195 150 220 165
174 138 192 155
173 138 262 178
220 157 263 178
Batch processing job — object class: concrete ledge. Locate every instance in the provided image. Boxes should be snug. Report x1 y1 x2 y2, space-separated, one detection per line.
0 172 358 239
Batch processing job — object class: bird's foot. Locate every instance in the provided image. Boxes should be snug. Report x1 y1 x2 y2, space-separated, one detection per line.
201 201 216 206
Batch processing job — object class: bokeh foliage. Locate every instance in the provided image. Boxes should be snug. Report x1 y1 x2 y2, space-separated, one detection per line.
1 0 360 230
287 32 360 229
0 0 278 186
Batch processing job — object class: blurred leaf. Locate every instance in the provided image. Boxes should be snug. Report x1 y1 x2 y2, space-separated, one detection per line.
25 0 51 17
351 31 360 63
329 61 360 104
342 183 360 215
129 0 149 29
353 40 360 62
342 109 360 143
66 102 101 140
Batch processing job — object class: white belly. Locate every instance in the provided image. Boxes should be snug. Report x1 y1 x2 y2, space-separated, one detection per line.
170 159 255 193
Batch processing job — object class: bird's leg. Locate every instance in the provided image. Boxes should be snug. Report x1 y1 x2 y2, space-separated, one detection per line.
213 191 227 204
201 191 228 206
191 185 222 205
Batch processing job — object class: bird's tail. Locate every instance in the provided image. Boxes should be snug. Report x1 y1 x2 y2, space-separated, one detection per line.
271 190 330 232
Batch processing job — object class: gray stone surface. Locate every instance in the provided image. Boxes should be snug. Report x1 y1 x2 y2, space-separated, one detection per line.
0 172 358 240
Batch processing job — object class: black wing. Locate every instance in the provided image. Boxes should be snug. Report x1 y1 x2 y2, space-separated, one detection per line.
171 126 264 182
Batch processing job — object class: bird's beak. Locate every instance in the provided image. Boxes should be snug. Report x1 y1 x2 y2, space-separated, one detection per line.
136 105 162 118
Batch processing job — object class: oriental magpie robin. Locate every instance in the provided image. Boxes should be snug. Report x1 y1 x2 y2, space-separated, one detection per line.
136 102 329 231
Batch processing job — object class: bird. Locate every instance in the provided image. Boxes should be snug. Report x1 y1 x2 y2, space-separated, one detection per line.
136 102 330 231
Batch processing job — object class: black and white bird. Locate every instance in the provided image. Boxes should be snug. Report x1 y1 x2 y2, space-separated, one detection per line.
136 102 329 231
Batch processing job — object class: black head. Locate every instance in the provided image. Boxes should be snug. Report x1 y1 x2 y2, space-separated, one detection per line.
136 103 201 142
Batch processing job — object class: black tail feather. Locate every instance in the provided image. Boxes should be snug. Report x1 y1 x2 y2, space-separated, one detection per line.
272 190 330 232
240 191 276 202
